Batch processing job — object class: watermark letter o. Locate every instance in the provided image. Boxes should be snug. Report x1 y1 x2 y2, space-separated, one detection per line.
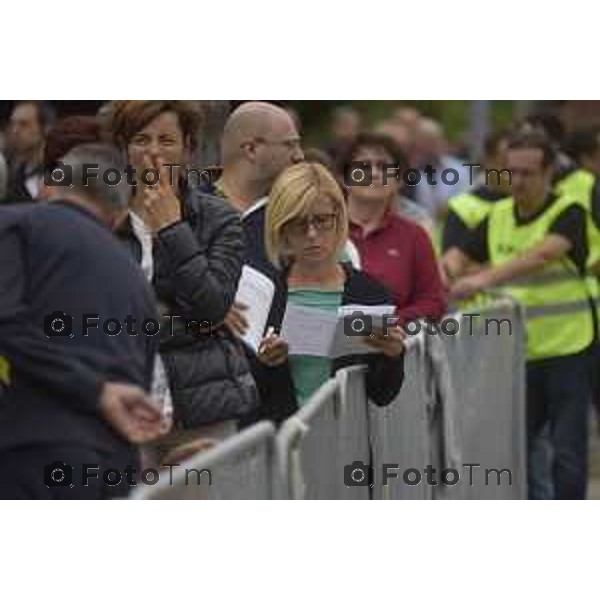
441 468 459 485
103 168 122 186
103 318 122 336
141 468 159 485
141 168 159 186
403 468 422 486
403 168 421 186
441 168 459 185
103 468 122 486
142 319 160 336
440 318 459 336
402 319 422 336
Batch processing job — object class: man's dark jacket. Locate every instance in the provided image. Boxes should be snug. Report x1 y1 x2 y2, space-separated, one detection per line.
0 200 159 453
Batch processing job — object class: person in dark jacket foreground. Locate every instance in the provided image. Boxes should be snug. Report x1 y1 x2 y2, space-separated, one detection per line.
109 101 258 456
0 143 163 499
263 162 405 407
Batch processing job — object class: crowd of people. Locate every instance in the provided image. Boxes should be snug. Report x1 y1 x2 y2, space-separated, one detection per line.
0 99 598 500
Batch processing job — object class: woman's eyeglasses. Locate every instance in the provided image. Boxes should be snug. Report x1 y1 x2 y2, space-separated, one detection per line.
284 213 338 236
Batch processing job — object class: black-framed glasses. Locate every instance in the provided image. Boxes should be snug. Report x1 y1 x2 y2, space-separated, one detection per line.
284 213 338 236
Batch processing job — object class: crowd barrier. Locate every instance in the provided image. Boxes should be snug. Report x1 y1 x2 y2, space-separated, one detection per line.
133 297 527 500
369 334 435 500
276 367 370 499
428 299 527 499
131 421 278 500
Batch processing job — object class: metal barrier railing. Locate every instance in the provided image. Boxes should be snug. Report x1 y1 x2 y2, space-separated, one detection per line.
369 333 436 499
132 299 527 500
430 298 527 499
130 421 277 500
276 367 370 499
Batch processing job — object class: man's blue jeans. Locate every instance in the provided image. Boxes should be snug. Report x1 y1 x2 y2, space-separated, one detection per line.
526 351 591 500
528 427 553 500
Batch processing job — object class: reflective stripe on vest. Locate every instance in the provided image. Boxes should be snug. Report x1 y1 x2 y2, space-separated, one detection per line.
488 197 594 360
526 299 594 319
513 270 600 328
509 269 581 287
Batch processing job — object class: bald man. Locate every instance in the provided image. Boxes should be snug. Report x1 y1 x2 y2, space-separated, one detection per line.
216 101 304 214
211 102 304 425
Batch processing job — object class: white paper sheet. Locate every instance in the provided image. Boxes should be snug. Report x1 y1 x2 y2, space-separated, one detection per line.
281 303 397 358
234 266 275 353
280 305 339 356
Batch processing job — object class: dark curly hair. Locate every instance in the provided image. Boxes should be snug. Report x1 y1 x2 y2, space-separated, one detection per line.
336 131 409 179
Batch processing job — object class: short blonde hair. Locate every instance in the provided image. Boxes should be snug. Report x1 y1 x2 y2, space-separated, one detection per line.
265 162 348 267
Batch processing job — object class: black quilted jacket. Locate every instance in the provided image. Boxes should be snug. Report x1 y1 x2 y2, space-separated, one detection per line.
118 187 259 428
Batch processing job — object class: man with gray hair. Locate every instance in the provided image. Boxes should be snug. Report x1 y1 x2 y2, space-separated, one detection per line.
0 143 164 499
41 142 129 225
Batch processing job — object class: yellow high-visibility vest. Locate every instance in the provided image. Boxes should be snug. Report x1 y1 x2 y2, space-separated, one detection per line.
555 169 600 268
0 356 10 385
448 191 501 230
488 197 595 360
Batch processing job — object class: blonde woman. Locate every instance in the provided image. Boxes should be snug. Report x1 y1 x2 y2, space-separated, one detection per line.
263 162 405 407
